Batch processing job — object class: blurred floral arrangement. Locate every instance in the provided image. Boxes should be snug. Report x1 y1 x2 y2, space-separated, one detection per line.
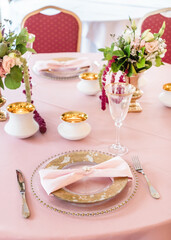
98 18 167 110
0 20 46 133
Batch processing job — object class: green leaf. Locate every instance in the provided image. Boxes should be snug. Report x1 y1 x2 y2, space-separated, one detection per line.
112 50 125 57
16 44 27 55
145 61 152 69
0 77 4 89
137 57 145 68
98 48 105 52
158 21 165 38
27 48 37 54
111 42 115 51
155 56 162 67
5 66 22 89
111 62 119 72
16 28 29 46
117 57 127 69
127 63 137 77
106 53 113 60
153 33 160 39
124 45 130 57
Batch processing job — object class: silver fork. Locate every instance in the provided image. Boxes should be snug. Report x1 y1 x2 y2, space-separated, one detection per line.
132 156 160 199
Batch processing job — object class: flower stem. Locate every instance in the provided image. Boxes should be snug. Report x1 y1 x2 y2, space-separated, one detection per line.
20 57 31 103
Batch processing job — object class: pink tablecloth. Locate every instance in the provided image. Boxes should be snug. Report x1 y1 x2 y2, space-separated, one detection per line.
0 52 171 240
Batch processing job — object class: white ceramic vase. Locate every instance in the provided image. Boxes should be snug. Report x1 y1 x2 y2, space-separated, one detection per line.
4 102 39 138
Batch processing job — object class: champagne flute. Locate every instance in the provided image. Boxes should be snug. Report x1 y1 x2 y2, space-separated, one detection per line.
105 82 135 155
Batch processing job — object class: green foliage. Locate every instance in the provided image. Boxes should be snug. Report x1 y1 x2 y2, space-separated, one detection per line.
0 77 4 89
155 56 163 67
5 66 22 89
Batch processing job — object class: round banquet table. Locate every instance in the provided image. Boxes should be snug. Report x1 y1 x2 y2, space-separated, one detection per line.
0 52 171 240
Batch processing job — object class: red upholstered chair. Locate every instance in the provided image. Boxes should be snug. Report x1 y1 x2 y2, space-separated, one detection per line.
138 8 171 64
21 6 82 53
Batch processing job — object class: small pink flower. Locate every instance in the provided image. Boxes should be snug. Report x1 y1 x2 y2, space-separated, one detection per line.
140 40 145 48
145 40 159 53
131 38 145 50
2 56 15 74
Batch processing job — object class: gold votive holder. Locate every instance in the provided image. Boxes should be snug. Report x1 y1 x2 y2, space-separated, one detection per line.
58 111 91 140
159 83 171 107
77 72 100 95
4 102 39 138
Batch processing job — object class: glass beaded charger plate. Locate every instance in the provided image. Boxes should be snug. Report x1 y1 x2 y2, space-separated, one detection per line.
32 57 91 80
31 150 138 216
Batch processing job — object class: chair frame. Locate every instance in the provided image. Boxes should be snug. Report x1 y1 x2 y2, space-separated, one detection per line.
21 5 82 52
137 7 171 34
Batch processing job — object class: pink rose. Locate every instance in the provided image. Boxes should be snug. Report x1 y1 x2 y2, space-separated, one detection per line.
145 40 159 53
2 56 15 74
140 40 145 48
0 66 6 78
131 39 145 50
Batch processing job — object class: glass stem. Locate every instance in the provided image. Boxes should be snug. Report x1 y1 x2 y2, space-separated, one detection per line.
115 122 122 147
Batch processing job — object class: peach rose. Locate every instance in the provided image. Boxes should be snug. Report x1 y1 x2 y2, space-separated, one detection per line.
0 66 6 78
2 56 15 74
131 39 145 50
145 40 159 53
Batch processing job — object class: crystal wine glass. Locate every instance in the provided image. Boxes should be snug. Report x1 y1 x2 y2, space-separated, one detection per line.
105 82 135 156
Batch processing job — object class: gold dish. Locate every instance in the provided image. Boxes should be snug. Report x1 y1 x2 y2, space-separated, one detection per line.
61 111 88 123
45 151 128 203
7 102 35 114
163 83 171 91
79 72 98 80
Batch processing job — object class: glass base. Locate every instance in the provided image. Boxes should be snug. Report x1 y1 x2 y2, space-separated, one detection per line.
108 143 128 156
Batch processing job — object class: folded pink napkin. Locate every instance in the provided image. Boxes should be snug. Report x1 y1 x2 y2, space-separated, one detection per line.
39 156 133 195
34 57 90 72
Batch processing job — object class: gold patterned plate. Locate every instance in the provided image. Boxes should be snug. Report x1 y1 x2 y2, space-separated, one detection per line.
45 151 128 204
31 150 138 216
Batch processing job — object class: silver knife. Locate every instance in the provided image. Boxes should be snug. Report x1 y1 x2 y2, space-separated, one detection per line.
16 170 30 218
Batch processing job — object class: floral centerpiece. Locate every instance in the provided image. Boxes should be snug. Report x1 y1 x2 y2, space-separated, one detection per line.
98 19 167 110
0 21 46 132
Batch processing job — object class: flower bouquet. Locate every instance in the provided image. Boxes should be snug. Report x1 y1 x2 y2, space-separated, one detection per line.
98 18 167 111
0 21 46 132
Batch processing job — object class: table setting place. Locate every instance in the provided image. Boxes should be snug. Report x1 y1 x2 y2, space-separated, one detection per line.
0 17 171 240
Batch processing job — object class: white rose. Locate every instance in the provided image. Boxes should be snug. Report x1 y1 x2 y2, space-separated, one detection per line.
141 29 154 42
143 32 154 42
122 29 134 44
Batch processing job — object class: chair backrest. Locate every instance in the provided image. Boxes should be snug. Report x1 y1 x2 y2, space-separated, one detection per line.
137 8 171 64
21 6 82 53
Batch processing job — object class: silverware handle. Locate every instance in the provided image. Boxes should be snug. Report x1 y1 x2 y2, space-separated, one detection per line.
143 173 160 199
22 193 30 218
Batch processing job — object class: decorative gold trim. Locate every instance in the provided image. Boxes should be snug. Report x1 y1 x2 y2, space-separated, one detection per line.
31 150 139 216
21 5 82 52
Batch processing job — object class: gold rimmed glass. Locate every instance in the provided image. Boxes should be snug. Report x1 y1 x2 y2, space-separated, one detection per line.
105 82 135 156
